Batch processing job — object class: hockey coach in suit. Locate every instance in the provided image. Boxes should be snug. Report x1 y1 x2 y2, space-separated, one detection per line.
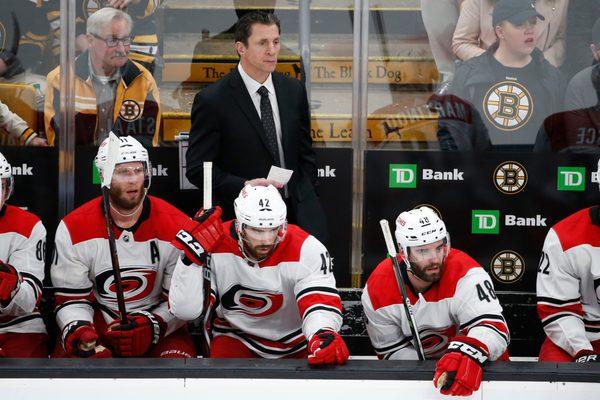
186 11 327 244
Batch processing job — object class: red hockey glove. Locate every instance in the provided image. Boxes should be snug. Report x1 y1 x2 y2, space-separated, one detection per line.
0 261 21 306
63 321 105 358
308 329 349 366
172 206 224 265
433 336 489 396
0 347 5 358
574 350 600 363
105 311 165 357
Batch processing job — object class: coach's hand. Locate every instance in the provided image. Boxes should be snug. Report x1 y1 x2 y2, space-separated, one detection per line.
433 336 489 396
173 206 224 265
308 329 349 366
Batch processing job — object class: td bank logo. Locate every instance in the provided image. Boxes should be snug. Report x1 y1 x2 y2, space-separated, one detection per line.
389 164 464 188
472 210 499 234
389 164 417 188
557 167 585 191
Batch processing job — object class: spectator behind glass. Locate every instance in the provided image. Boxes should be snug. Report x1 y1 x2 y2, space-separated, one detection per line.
534 63 600 153
44 7 160 147
447 0 565 151
563 18 600 112
561 0 600 81
421 0 464 83
0 1 50 114
45 0 162 75
453 0 568 68
0 99 46 146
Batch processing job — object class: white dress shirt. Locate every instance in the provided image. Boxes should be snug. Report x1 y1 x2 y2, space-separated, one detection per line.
237 63 287 170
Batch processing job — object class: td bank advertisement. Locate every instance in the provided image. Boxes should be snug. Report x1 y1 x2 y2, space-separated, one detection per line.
365 152 598 292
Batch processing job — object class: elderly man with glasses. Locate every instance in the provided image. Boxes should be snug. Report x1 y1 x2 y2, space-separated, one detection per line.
44 7 160 147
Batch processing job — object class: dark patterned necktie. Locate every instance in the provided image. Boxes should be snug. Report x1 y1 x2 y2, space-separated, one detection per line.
257 86 281 166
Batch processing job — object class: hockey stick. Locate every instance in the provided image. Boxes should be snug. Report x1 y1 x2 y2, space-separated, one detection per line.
101 132 128 324
379 219 425 360
199 161 213 357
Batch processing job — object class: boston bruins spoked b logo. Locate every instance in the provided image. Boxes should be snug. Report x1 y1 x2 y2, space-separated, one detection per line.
493 161 527 194
82 0 107 18
483 81 533 131
490 250 525 283
120 100 141 122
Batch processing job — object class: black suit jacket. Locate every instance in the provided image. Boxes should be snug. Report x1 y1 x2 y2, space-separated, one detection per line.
186 67 327 242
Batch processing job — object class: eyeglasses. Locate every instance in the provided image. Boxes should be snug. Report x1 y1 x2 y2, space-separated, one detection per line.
113 166 145 178
92 33 132 47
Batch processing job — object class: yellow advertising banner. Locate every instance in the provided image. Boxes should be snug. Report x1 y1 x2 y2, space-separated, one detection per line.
161 113 439 143
162 59 438 84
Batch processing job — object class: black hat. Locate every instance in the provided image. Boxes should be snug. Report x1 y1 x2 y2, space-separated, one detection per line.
492 0 545 27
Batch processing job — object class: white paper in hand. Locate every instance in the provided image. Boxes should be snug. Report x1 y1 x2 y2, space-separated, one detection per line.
102 132 121 189
267 166 293 186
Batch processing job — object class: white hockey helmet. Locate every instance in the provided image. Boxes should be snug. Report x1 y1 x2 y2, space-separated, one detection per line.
234 184 287 228
94 135 151 189
394 206 449 257
0 152 14 205
234 185 287 262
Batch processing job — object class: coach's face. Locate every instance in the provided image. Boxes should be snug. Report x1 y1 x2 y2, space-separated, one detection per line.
88 18 131 75
237 22 280 83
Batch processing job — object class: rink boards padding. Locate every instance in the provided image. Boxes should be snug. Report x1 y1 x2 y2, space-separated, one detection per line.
1 359 600 400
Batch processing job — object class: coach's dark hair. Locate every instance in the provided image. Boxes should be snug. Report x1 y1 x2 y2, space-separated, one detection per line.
234 11 281 46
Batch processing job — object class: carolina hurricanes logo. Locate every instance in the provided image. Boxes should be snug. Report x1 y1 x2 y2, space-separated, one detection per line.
96 267 157 302
419 326 456 357
221 284 283 317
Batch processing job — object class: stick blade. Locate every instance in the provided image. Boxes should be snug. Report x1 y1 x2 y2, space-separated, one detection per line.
101 132 121 189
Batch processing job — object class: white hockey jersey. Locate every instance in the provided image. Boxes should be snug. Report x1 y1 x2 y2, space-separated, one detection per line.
169 222 343 358
51 196 188 338
362 249 509 361
0 205 46 333
537 206 600 357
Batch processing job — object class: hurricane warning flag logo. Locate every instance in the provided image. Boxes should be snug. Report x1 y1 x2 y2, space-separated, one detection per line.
493 161 527 194
483 81 533 131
